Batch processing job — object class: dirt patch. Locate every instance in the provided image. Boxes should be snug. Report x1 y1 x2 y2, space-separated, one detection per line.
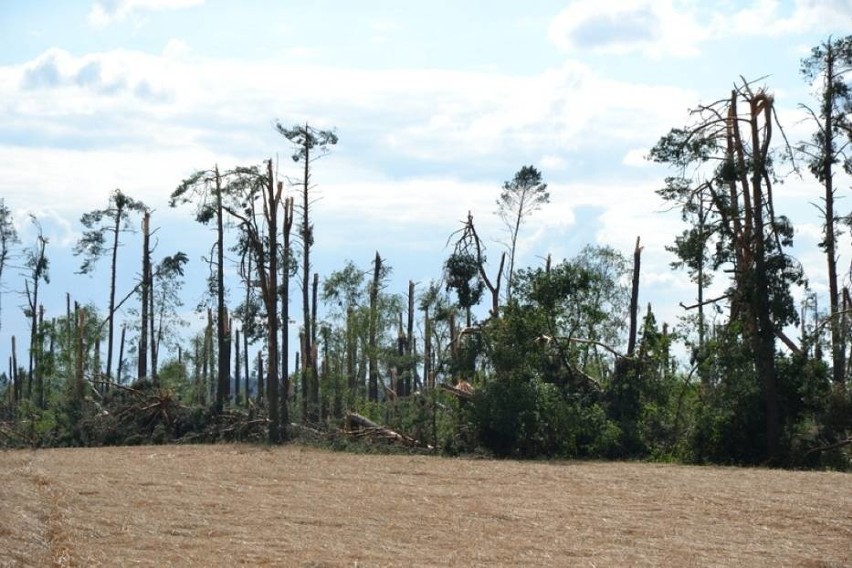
1 445 850 567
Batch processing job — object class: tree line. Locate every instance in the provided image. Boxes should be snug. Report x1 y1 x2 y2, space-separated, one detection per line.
0 37 850 468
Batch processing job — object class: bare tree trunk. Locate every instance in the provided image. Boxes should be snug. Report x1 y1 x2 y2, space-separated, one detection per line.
262 169 281 443
346 306 356 395
627 237 642 357
309 272 319 421
215 166 231 411
396 312 406 396
139 211 150 381
202 309 212 406
406 280 415 395
75 309 85 403
821 48 844 386
117 325 126 385
243 331 249 403
744 92 782 460
281 197 294 431
424 306 432 389
234 327 241 404
35 305 44 408
301 129 314 422
256 351 264 405
11 335 18 403
300 331 308 419
368 252 382 401
193 337 201 404
106 206 122 381
149 258 157 383
93 336 101 392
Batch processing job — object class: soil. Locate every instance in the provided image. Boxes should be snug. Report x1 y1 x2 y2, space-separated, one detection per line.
1 444 850 567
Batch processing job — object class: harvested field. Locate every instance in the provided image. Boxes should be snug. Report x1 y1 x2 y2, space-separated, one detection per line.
0 445 850 567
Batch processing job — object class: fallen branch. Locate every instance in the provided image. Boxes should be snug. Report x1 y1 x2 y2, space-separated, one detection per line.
679 293 730 310
537 335 626 360
805 438 852 457
439 381 474 400
345 412 432 449
774 329 802 356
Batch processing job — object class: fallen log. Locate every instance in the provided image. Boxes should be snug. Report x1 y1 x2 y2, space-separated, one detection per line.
439 382 474 400
805 438 852 457
345 412 432 449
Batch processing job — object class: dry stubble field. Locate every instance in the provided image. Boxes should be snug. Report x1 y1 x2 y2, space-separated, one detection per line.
0 444 850 567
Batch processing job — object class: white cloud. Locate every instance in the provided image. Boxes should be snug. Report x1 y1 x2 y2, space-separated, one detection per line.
622 148 650 167
728 0 852 36
88 0 205 28
548 0 709 58
540 155 568 171
548 0 852 59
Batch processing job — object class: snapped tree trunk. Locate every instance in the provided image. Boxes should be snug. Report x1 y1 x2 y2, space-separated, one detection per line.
281 196 294 431
309 272 319 421
627 236 642 357
215 166 230 411
138 211 150 381
368 252 382 401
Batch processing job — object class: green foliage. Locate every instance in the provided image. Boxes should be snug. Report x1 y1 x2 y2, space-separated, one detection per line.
275 123 339 163
74 188 147 274
468 372 626 459
444 252 485 311
687 329 765 464
0 197 20 331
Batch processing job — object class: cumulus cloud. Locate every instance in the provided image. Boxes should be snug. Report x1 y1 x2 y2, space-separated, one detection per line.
548 0 708 58
548 0 852 59
17 48 170 101
728 0 852 36
88 0 205 27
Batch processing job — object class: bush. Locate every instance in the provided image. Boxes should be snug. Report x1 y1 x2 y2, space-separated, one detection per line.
466 367 669 460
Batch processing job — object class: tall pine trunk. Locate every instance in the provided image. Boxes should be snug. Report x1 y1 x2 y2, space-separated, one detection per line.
138 211 150 381
368 252 381 401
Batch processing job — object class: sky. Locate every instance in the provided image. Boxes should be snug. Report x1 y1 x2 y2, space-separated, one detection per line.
0 0 851 374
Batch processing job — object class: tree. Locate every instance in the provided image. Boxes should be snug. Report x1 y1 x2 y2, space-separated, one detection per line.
280 196 295 426
447 212 505 319
497 166 549 301
221 161 284 442
75 189 147 381
322 259 369 400
22 217 49 405
650 79 803 461
0 199 19 333
799 35 852 386
368 252 383 401
138 211 152 381
150 253 189 378
275 122 338 422
171 166 230 410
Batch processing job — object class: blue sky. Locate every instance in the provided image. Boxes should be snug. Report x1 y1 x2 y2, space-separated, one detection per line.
0 0 850 373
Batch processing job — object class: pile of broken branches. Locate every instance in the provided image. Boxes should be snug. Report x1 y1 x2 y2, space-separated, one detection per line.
344 412 433 450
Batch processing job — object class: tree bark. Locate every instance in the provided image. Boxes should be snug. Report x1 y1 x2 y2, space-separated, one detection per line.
234 327 241 404
215 166 230 411
105 203 122 381
138 211 150 381
406 280 415 395
281 196 294 432
368 252 382 401
75 310 85 403
821 46 844 386
627 236 642 357
301 125 314 423
117 325 126 386
309 272 319 421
